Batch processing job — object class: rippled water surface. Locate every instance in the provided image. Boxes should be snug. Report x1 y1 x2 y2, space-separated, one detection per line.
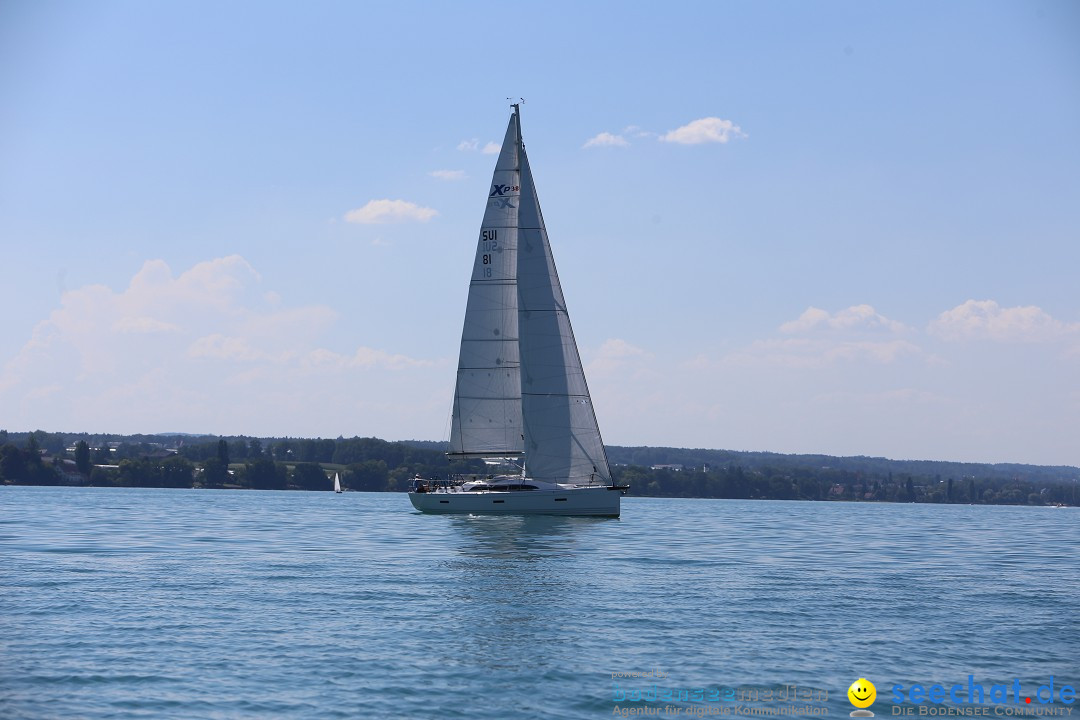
1 487 1077 719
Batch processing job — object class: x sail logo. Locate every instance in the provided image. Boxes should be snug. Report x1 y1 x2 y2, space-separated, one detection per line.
490 184 511 196
491 198 515 209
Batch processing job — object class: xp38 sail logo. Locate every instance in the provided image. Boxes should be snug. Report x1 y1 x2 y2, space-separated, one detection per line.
490 184 519 209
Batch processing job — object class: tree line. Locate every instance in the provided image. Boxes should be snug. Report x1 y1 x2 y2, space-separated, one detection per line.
0 430 1076 506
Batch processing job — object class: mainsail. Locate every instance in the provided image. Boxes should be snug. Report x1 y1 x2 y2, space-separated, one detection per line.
448 106 611 485
448 112 524 459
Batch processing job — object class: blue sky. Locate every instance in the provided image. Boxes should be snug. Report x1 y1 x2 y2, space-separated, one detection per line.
2 0 1078 466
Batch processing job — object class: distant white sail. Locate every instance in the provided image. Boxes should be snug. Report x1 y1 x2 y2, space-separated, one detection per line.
333 472 342 493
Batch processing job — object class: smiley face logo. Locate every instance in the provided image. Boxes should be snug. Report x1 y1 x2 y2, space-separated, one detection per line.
848 678 877 709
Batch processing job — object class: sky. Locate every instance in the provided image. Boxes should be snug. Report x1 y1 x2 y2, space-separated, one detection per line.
2 0 1078 466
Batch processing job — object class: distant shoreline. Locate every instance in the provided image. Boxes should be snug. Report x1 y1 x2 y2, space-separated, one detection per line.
1 431 1076 507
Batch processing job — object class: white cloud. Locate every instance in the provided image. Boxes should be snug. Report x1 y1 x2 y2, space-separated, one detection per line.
706 305 919 369
624 125 655 139
350 346 435 370
0 256 442 436
660 117 747 145
725 337 921 369
780 305 908 334
344 199 438 224
780 308 831 333
930 300 1079 343
583 132 629 149
295 346 433 372
586 301 1078 465
597 338 645 358
429 169 466 181
457 139 499 153
1 255 332 379
188 333 280 363
827 340 923 364
588 338 648 374
112 316 182 334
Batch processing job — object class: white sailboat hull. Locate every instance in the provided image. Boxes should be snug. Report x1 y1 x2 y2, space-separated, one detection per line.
408 486 620 517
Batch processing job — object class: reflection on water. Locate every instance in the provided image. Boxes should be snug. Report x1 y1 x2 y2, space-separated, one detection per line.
431 513 618 686
446 512 609 557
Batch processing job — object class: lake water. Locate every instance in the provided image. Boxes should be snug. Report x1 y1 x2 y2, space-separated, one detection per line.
1 487 1077 719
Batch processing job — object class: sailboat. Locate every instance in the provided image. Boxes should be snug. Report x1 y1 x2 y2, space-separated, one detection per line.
409 105 626 517
333 472 343 494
